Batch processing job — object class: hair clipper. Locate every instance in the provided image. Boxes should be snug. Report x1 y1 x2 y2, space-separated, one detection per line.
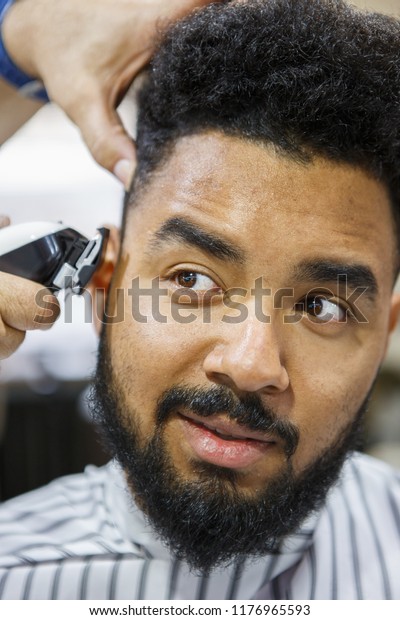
0 221 109 293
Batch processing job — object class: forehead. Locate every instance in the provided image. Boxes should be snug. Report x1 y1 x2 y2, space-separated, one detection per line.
128 131 396 290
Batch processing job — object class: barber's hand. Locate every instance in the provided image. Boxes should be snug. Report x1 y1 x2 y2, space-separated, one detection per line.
2 0 218 187
0 216 60 361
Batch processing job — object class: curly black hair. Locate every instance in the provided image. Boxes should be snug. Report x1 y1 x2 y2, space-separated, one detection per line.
130 0 400 250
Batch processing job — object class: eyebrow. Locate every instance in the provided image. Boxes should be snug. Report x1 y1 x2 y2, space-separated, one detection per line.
293 259 379 302
147 217 245 264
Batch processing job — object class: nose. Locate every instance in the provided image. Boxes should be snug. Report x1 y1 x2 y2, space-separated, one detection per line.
203 313 290 394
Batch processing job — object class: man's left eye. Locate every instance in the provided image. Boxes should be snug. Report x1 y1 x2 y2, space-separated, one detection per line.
173 270 220 292
299 295 346 323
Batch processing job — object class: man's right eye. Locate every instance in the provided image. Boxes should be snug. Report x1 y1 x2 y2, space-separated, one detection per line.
170 270 222 294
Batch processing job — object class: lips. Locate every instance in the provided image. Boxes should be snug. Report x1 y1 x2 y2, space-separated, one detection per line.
177 410 276 470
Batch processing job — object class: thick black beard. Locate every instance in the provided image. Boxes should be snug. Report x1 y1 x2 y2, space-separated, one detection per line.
89 336 367 573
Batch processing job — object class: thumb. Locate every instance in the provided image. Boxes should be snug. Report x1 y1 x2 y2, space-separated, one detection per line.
69 92 137 188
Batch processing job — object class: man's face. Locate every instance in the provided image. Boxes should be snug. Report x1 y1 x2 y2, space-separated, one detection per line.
92 131 399 569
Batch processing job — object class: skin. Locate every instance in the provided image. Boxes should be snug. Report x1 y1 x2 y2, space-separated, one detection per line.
0 216 60 360
91 131 400 497
0 0 220 185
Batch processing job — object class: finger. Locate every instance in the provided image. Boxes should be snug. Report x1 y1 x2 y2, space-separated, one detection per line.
70 92 136 186
113 159 136 190
157 0 224 20
0 273 60 332
0 319 25 360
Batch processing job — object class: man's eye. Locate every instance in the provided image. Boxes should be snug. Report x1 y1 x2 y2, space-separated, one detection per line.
173 270 220 292
298 295 346 323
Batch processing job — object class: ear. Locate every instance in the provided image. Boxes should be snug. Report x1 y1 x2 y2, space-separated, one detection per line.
388 293 400 333
383 292 400 357
87 225 120 335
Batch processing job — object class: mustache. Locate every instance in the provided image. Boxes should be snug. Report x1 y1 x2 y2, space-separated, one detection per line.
156 385 299 458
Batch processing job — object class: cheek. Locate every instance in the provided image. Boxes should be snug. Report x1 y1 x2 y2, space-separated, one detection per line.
112 274 217 374
286 328 384 469
106 288 209 434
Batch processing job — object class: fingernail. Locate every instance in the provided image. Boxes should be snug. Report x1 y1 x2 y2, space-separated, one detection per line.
113 159 135 190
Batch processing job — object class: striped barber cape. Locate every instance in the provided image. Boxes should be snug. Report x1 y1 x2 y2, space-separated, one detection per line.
0 452 399 600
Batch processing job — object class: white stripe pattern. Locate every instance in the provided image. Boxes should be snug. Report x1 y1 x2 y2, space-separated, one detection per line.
0 453 399 599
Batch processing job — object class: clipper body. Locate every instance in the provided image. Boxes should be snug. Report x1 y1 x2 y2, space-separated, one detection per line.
0 222 109 293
